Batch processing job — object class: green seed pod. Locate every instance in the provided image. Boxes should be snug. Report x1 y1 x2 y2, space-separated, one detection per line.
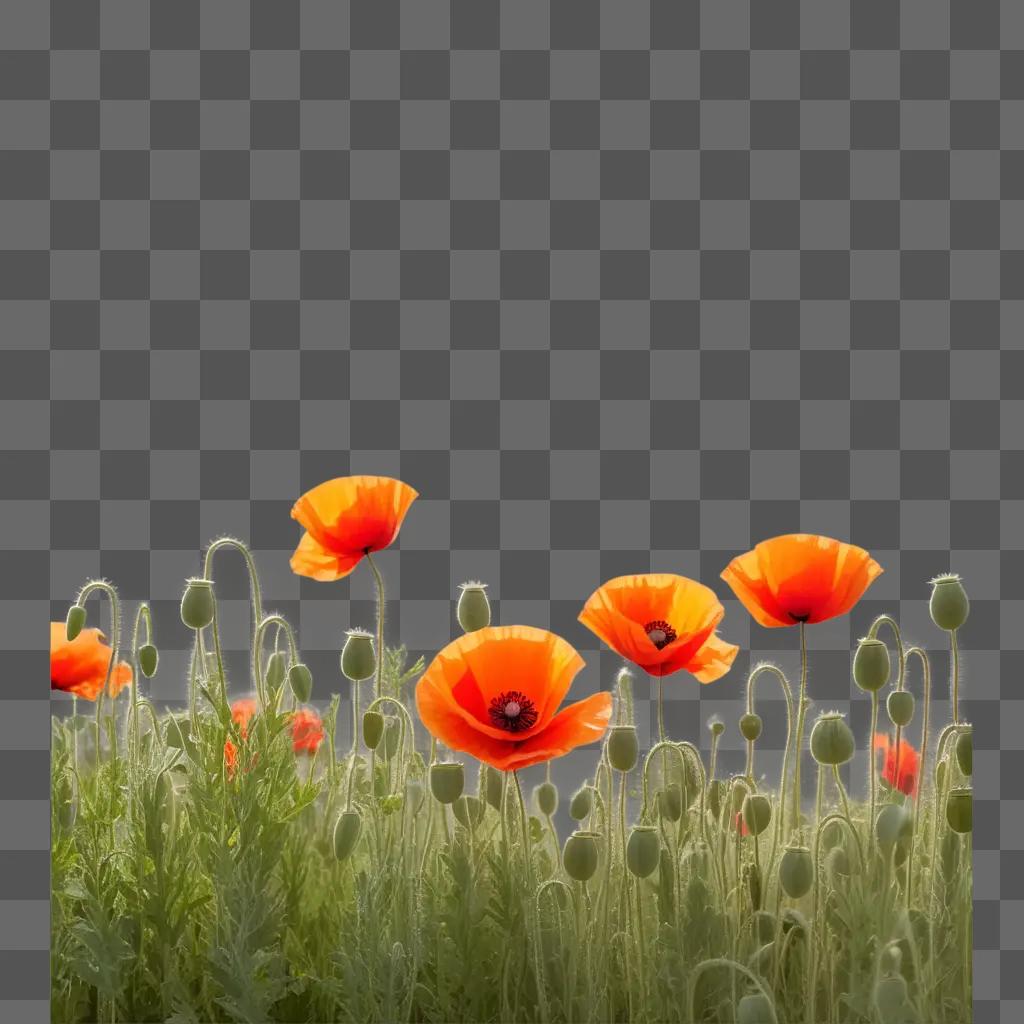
534 780 558 817
956 729 973 777
341 629 376 682
658 783 683 822
873 976 908 1022
626 825 660 878
707 779 725 820
886 690 915 728
563 830 600 882
569 786 592 822
875 803 912 856
265 651 287 693
362 710 384 749
382 716 401 760
452 794 485 831
164 716 191 749
852 637 890 693
607 726 639 772
66 603 87 642
483 764 504 811
929 574 969 632
138 643 159 679
430 762 465 805
739 712 763 742
742 794 772 837
810 713 855 766
456 582 491 633
737 992 776 1024
333 809 362 862
288 662 313 703
180 578 215 630
779 845 814 899
946 787 972 834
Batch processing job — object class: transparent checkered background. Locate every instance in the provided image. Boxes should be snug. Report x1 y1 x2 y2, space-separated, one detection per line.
1 0 1018 1019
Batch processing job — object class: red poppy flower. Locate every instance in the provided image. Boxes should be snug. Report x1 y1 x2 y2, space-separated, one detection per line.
721 534 883 628
290 708 324 756
290 476 418 581
224 738 239 780
416 625 612 772
231 697 257 740
578 574 738 681
874 733 920 797
50 622 132 701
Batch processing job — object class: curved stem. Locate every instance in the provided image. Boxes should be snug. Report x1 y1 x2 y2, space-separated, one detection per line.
77 581 122 764
364 550 386 700
253 614 300 710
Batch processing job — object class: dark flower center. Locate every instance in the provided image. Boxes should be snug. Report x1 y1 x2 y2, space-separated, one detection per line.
488 690 538 733
644 619 677 650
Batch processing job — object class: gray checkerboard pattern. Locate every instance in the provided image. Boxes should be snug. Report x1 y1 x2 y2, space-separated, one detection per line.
0 0 1017 1018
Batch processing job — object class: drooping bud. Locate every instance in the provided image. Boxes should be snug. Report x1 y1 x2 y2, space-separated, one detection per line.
452 794 485 830
737 992 776 1024
607 726 639 772
742 794 772 837
708 715 725 738
265 651 287 693
626 825 660 878
563 830 600 882
929 574 969 632
180 578 215 630
288 663 313 703
827 845 850 879
483 764 504 811
138 643 159 679
333 809 362 861
341 629 376 682
955 728 972 777
739 712 763 742
945 787 972 834
534 780 558 817
430 762 465 804
381 716 401 760
779 845 814 899
362 710 384 749
886 689 915 728
66 603 87 641
568 786 592 821
810 713 855 766
875 803 912 856
456 582 491 633
853 637 890 693
658 783 683 822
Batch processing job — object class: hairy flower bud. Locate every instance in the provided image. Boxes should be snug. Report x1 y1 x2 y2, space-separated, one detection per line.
853 637 890 693
288 663 313 704
180 578 215 630
737 993 775 1024
341 629 376 682
810 713 855 766
607 726 639 772
779 845 814 899
381 716 401 761
430 762 465 805
946 787 972 834
456 582 491 633
742 794 772 837
66 603 87 641
138 643 159 679
929 573 969 632
563 830 600 882
886 690 915 728
483 764 504 811
265 651 287 693
658 783 683 822
708 715 725 738
739 712 763 742
333 809 362 862
875 803 912 855
626 825 660 878
569 786 592 822
534 780 558 817
362 710 384 749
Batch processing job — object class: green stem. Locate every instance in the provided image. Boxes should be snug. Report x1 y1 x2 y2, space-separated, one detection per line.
365 550 386 700
951 628 960 724
791 621 808 838
868 690 879 855
904 646 932 909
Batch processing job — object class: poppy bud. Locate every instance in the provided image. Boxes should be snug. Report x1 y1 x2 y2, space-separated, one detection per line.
288 663 313 704
945 787 972 834
827 845 850 879
779 845 814 899
341 629 376 682
333 809 362 861
563 830 600 882
454 794 484 830
456 582 491 633
363 710 384 749
742 794 772 837
66 603 87 641
483 764 504 811
180 578 215 631
534 780 558 817
929 574 969 632
430 762 465 804
607 726 639 772
873 976 908 1022
382 716 401 760
658 783 683 822
138 643 159 679
810 713 855 766
626 825 660 878
956 729 972 777
739 712 763 742
886 690 914 728
853 637 890 693
569 786 592 821
265 651 286 693
875 803 912 856
708 716 725 738
737 993 775 1024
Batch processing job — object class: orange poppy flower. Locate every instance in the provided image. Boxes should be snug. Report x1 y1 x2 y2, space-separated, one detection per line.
290 475 418 581
50 622 132 701
231 697 258 740
578 574 738 681
290 708 324 756
874 733 920 797
721 534 883 629
224 737 239 779
415 625 612 772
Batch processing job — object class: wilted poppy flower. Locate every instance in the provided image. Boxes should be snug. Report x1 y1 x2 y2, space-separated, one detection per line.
721 534 882 629
290 476 418 581
231 697 258 740
578 574 738 681
415 625 611 772
50 622 132 701
290 708 324 756
874 733 919 797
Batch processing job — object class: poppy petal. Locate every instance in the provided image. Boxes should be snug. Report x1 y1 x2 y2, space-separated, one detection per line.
674 632 740 683
497 691 614 771
290 531 364 582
